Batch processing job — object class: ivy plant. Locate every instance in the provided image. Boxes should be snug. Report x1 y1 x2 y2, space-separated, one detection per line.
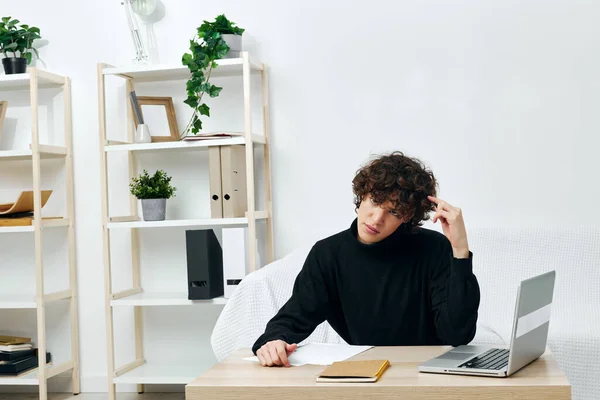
181 14 245 135
0 16 41 63
130 169 177 200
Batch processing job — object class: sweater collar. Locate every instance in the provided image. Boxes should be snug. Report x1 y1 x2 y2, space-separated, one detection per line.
346 217 414 252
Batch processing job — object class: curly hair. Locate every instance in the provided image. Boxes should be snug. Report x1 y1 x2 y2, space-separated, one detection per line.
352 151 438 228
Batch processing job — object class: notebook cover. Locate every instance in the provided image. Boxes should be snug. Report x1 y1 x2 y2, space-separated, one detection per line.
316 359 390 383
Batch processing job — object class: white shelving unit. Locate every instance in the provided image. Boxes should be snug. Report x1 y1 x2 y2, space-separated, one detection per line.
0 69 80 399
97 53 274 399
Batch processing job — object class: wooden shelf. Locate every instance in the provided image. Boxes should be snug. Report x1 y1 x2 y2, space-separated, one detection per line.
0 218 70 233
111 292 227 307
0 145 68 161
113 361 215 385
0 367 42 385
0 295 37 309
0 70 66 91
104 135 265 153
107 216 266 229
0 361 74 386
102 55 263 82
0 290 71 309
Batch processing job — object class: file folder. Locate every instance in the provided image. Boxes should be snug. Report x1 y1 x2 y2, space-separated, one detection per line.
222 227 261 298
220 145 247 218
208 146 223 218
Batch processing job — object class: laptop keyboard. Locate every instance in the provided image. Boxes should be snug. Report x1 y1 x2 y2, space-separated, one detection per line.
458 348 509 370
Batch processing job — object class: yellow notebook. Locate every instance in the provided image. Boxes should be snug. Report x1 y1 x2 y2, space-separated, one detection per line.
316 359 390 383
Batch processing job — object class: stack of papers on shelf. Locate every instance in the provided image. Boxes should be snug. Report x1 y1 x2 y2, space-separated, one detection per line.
243 343 373 367
182 132 243 141
0 336 33 352
0 335 52 377
0 344 33 352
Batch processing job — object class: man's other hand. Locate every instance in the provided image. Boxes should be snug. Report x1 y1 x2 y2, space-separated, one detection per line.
256 340 298 367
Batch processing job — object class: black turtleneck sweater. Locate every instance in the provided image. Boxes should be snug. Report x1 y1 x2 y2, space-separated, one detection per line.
252 219 481 354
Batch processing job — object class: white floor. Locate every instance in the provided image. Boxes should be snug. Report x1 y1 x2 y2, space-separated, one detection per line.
0 395 184 400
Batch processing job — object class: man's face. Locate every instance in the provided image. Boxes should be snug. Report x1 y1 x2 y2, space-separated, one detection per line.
356 194 405 244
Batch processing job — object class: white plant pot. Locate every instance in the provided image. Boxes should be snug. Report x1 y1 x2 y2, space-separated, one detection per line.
221 34 242 58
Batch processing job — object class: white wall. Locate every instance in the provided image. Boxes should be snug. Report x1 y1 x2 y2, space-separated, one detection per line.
1 0 599 393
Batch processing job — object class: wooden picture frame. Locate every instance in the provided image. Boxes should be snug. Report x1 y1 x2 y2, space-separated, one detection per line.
0 101 7 139
132 96 180 142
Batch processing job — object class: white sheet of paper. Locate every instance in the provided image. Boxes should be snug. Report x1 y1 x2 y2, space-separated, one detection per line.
243 343 373 366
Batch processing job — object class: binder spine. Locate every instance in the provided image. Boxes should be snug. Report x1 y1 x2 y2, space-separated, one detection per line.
209 146 224 218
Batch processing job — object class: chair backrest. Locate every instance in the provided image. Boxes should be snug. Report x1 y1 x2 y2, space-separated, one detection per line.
467 225 600 341
210 242 344 362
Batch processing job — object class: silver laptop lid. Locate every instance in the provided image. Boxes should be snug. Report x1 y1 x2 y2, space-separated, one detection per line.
506 270 556 375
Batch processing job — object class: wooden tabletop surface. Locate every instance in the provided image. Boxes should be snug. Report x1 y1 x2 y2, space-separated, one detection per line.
185 346 571 400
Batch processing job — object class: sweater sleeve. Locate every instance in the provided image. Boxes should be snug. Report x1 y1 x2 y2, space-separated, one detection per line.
252 245 330 354
429 241 481 347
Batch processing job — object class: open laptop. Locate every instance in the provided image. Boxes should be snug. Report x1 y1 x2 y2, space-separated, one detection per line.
418 270 556 378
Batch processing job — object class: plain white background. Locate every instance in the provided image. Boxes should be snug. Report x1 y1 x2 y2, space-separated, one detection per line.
1 0 599 393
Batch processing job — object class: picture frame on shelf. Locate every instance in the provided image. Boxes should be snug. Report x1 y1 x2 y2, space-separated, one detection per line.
130 95 180 142
0 101 7 139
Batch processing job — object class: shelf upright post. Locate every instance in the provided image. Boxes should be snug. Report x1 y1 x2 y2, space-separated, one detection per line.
242 52 258 272
29 68 49 400
97 62 117 400
261 63 275 264
63 75 81 395
125 76 145 395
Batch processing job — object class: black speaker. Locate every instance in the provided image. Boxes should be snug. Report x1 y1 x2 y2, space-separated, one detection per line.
185 229 224 300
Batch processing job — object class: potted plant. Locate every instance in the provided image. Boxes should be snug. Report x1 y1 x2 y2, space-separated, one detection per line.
0 16 41 74
181 14 245 135
129 169 177 221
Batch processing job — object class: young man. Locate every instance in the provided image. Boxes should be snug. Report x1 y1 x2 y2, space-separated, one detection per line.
253 151 480 367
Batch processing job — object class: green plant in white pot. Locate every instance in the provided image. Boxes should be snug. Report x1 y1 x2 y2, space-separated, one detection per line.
129 169 176 221
181 14 245 135
0 16 42 74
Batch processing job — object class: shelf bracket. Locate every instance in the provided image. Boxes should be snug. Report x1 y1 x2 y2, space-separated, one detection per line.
115 358 146 377
112 287 143 300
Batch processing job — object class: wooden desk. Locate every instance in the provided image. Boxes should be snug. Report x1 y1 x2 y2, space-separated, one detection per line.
186 346 571 400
